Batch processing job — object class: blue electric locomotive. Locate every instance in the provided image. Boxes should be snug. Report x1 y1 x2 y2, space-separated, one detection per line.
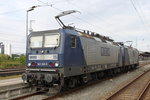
22 10 139 90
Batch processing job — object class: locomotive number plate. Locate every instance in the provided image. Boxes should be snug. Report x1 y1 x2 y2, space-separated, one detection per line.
29 54 58 60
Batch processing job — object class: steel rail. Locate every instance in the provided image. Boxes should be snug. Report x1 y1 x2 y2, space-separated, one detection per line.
10 89 48 100
0 84 34 100
0 68 25 72
10 92 40 100
106 68 150 100
139 62 150 67
0 68 25 76
137 81 150 100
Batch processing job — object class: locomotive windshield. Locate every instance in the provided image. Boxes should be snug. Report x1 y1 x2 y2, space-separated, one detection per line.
30 36 43 48
29 33 60 48
44 34 59 47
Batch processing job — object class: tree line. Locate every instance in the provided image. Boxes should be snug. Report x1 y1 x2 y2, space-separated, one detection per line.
0 54 25 69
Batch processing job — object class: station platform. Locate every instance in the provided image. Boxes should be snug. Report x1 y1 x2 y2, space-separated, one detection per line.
0 77 23 87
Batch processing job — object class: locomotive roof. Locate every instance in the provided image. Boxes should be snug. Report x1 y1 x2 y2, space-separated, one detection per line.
75 29 118 45
29 27 118 46
29 29 59 34
29 27 138 49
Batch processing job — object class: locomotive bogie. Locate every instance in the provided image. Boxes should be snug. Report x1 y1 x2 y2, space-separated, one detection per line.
22 67 65 86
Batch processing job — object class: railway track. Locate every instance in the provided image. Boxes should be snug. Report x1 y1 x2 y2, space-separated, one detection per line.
10 89 49 100
139 61 150 67
10 75 111 100
0 68 25 76
0 84 37 100
106 69 150 100
10 81 105 100
4 61 149 100
139 81 150 100
42 78 110 100
9 62 150 100
41 68 147 100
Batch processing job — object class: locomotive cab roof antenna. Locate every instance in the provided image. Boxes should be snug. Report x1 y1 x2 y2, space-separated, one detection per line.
55 10 80 28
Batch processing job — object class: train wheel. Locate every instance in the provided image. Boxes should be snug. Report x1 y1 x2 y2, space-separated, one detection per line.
108 70 114 77
27 79 33 86
97 72 104 79
82 75 88 84
57 78 66 92
132 65 136 69
68 78 77 88
113 69 118 75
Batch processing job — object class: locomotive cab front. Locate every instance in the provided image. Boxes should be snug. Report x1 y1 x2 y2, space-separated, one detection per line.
22 29 64 86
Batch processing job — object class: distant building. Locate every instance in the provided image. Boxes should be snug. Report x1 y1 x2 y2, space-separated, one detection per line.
0 42 12 56
139 52 150 60
4 43 11 57
0 42 4 54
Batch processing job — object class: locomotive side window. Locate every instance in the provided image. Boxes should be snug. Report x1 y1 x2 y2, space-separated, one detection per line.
70 35 76 48
30 36 43 48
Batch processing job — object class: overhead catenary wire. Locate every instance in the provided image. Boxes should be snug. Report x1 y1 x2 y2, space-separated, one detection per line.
37 0 150 49
0 9 26 15
129 0 150 50
0 32 25 37
36 0 120 39
63 0 129 39
130 0 150 34
37 0 120 40
0 0 118 40
64 0 150 49
36 0 143 48
1 0 147 50
0 40 25 43
134 0 150 32
64 1 118 33
0 37 25 43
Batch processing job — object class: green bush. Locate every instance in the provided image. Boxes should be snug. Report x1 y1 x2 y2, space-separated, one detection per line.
0 54 9 62
17 55 26 65
0 54 26 69
0 61 20 68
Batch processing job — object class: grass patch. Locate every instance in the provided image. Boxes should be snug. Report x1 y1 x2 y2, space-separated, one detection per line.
0 61 23 69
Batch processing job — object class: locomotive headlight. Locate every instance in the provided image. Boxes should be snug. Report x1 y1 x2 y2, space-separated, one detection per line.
28 63 31 66
55 62 59 67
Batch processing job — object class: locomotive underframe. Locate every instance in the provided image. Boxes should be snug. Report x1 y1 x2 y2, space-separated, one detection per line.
22 63 138 90
22 68 64 87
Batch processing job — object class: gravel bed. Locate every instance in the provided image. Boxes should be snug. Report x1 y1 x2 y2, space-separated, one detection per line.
139 60 150 65
54 65 150 100
23 64 150 100
24 94 49 100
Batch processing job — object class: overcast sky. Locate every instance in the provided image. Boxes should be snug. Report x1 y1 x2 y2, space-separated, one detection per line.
0 0 150 53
